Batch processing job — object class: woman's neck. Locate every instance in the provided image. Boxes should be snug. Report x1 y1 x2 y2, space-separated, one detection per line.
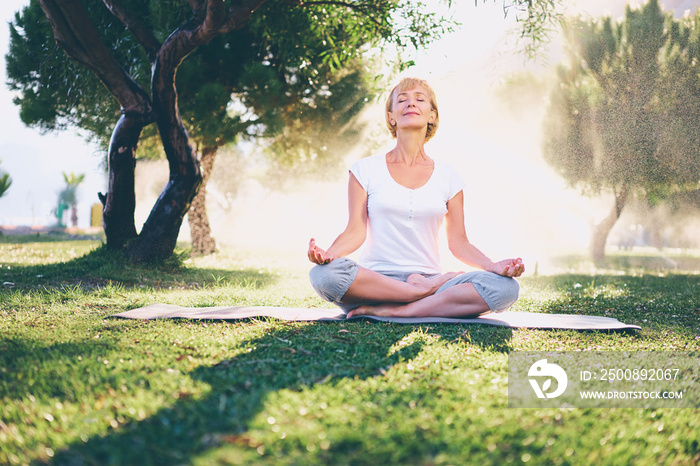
389 131 429 166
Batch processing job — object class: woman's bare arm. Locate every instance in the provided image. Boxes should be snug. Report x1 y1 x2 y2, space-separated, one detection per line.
445 191 524 277
308 173 368 264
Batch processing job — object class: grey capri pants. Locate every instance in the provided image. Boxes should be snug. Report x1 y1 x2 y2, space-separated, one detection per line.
309 257 520 314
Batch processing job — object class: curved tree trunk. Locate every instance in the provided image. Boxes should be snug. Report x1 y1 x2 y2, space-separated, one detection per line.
591 183 630 265
40 0 266 263
122 1 266 262
123 20 209 263
188 146 218 256
99 112 149 248
122 0 263 262
124 89 201 262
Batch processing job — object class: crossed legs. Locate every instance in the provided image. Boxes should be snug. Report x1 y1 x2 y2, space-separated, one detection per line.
340 267 490 318
346 281 489 318
340 267 460 304
310 258 517 318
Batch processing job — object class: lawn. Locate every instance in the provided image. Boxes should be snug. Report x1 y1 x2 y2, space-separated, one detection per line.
0 235 699 465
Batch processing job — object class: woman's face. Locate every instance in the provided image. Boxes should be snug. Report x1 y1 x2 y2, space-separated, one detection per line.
388 85 436 134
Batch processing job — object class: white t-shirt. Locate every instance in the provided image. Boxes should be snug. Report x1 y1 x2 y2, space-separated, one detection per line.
350 153 466 274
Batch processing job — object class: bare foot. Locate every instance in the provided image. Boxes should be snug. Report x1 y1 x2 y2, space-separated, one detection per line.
406 271 461 297
347 303 406 318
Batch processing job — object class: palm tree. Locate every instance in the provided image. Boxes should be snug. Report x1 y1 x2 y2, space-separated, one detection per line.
0 174 11 199
0 159 11 199
60 172 85 227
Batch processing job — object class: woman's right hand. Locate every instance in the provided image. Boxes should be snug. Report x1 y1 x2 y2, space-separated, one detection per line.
308 238 334 264
307 174 367 265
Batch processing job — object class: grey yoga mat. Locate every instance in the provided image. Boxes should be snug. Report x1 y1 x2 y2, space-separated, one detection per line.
112 303 641 331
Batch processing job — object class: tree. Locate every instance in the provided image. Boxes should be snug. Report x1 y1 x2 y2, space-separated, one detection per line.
59 172 86 228
7 0 455 262
174 53 373 255
542 0 700 263
135 15 377 255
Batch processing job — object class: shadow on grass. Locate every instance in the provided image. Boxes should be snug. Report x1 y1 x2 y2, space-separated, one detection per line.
0 245 278 291
0 338 122 402
20 321 511 465
0 232 105 244
460 326 514 353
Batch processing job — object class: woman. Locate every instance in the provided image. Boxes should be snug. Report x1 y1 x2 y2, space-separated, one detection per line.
308 77 524 318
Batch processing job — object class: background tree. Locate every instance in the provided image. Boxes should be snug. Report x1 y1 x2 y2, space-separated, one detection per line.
542 0 700 263
59 172 86 228
7 0 454 262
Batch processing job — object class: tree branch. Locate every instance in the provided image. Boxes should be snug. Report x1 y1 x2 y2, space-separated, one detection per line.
38 0 152 115
194 0 226 43
102 0 162 62
146 0 270 210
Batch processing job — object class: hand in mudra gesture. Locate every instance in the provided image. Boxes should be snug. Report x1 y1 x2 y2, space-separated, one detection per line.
307 238 335 265
487 258 525 278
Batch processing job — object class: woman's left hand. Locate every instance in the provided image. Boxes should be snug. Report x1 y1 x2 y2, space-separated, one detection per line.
487 258 525 278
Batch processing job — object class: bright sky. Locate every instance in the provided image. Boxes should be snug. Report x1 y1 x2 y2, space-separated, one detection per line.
0 0 698 261
0 0 106 228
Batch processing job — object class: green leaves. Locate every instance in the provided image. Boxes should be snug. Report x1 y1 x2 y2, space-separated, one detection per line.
0 158 11 200
0 173 12 199
503 0 566 59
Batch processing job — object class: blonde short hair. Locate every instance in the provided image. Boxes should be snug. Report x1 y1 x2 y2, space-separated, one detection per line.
385 77 439 142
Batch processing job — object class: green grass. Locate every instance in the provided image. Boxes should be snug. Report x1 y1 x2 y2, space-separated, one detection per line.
1 236 699 465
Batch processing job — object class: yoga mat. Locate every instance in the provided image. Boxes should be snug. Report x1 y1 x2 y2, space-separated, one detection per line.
112 303 641 331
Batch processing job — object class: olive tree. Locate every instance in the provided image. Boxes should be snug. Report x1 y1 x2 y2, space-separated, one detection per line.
542 0 700 263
